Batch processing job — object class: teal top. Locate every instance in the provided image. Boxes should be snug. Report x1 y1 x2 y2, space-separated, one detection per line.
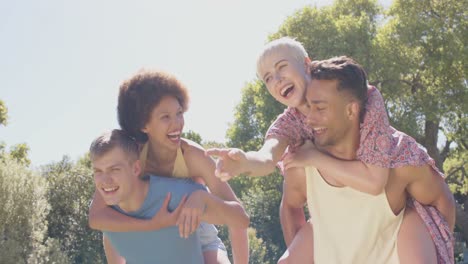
103 175 207 264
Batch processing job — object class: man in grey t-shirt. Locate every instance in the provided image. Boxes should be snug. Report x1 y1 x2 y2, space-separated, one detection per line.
89 130 240 263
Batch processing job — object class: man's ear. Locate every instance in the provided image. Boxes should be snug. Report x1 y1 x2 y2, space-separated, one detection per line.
347 101 360 121
305 57 312 73
133 159 142 177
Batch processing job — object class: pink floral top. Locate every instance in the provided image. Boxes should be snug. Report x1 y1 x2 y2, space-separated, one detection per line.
266 86 453 263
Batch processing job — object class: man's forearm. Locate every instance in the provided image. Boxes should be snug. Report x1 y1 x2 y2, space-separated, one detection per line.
280 200 307 246
229 227 249 264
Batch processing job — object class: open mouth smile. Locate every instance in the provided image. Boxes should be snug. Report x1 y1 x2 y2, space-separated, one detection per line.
313 127 327 136
102 186 119 194
167 131 181 142
280 84 294 98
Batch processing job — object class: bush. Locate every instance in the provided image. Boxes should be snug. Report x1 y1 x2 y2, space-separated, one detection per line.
0 157 63 263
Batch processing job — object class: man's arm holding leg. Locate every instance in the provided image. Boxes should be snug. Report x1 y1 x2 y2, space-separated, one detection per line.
280 167 308 246
103 234 126 264
405 165 456 231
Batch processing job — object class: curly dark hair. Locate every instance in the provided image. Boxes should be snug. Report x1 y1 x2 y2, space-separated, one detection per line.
117 70 190 143
310 56 368 121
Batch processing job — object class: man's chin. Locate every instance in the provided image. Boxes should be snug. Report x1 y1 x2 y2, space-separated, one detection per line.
314 139 328 149
103 198 119 206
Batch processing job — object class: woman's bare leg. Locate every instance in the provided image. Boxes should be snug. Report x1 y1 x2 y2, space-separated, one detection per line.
203 249 231 264
398 206 437 264
277 221 314 264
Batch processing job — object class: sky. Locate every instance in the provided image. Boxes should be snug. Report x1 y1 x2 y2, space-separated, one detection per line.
0 0 392 167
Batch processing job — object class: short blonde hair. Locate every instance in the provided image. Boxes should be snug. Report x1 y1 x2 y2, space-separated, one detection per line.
256 37 309 78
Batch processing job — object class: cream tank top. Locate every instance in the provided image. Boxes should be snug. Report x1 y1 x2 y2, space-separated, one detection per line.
306 166 404 264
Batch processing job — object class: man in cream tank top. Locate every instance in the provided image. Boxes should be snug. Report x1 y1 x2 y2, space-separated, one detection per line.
306 166 403 263
279 57 455 263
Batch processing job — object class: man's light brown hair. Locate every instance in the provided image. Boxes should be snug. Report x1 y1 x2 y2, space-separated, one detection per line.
89 129 139 162
310 56 368 121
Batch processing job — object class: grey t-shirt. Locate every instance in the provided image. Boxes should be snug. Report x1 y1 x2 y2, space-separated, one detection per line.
104 175 207 264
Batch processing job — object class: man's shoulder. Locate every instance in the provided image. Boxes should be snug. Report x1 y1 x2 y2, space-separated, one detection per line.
148 175 207 191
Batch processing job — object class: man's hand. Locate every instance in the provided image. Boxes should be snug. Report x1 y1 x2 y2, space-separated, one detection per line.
176 190 206 238
205 148 248 181
283 140 317 170
150 193 186 230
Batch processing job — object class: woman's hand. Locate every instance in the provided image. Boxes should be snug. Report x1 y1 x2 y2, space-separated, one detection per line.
150 193 187 230
283 140 317 170
176 190 207 238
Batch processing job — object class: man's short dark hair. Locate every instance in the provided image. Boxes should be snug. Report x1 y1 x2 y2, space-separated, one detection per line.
118 70 190 143
89 129 139 162
310 56 368 120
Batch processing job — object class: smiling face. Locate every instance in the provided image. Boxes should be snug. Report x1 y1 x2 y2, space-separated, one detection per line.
257 48 311 109
305 79 360 149
92 147 141 208
142 95 184 150
117 70 189 143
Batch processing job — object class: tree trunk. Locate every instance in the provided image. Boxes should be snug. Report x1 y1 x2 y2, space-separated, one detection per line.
423 119 443 170
456 202 468 243
423 119 468 244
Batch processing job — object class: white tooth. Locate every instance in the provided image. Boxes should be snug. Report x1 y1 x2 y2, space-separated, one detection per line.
280 84 293 96
168 132 180 136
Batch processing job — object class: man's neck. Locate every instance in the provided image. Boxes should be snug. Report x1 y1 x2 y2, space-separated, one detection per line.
119 179 150 212
319 128 360 161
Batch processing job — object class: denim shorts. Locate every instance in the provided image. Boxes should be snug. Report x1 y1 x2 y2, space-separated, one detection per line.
197 222 227 252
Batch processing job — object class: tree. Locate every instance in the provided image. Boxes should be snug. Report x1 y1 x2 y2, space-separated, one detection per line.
9 143 31 167
0 143 31 167
0 157 69 263
0 100 30 166
246 228 269 264
41 156 105 263
373 0 467 166
182 129 203 145
226 80 284 152
202 140 226 149
0 101 69 263
445 149 468 243
241 173 285 261
0 100 8 126
271 0 381 70
373 0 468 241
